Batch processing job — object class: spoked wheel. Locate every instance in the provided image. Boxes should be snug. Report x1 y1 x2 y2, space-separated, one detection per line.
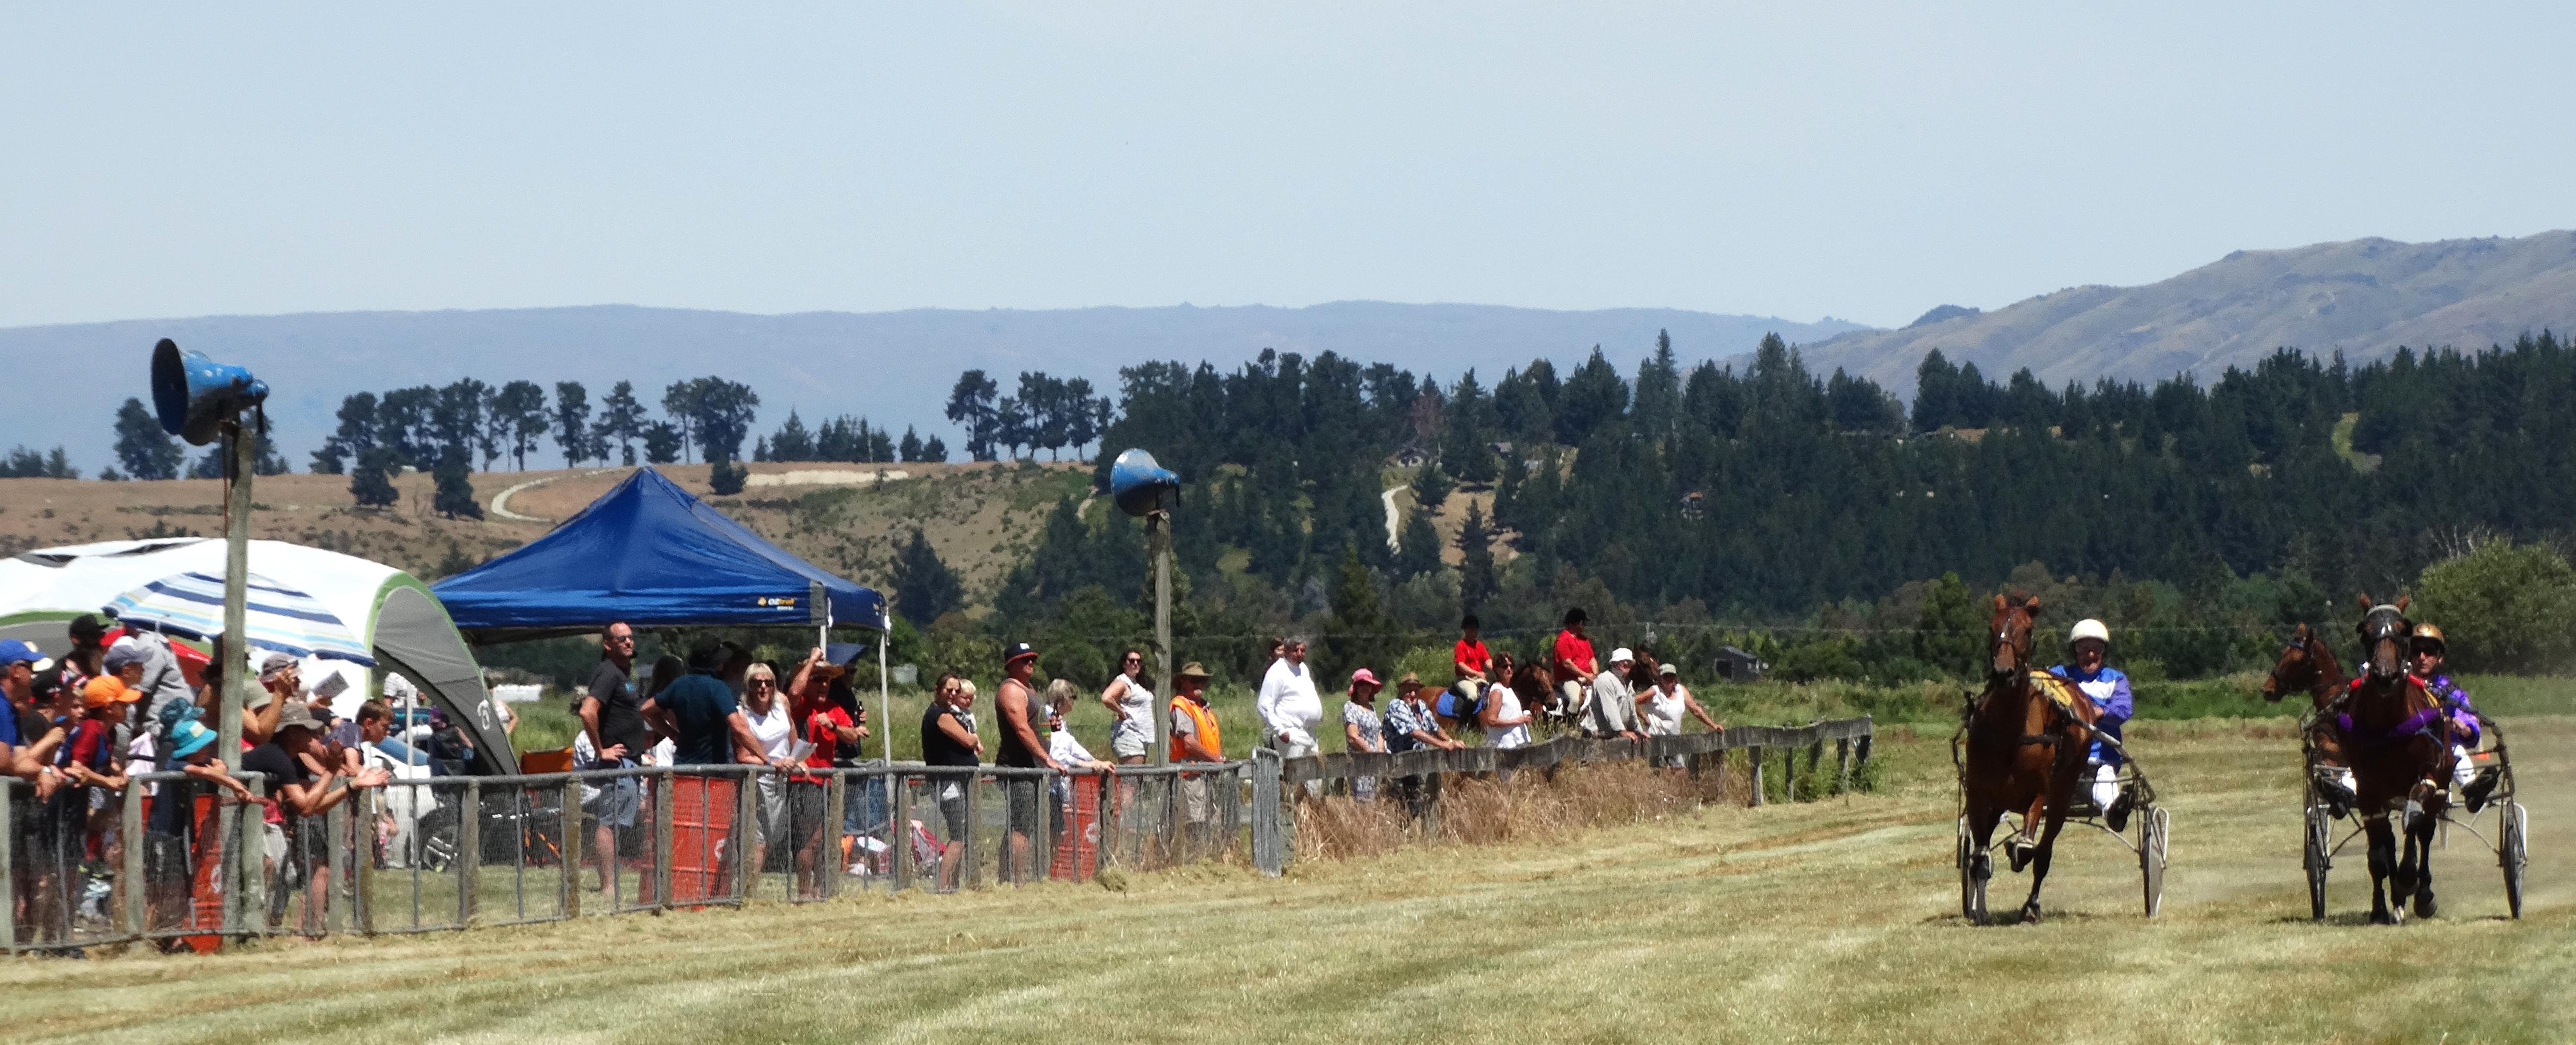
2501 800 2527 920
2303 799 2331 922
2139 804 2170 917
1957 815 1986 924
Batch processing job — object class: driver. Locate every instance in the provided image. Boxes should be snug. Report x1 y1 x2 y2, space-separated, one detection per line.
2406 624 2498 811
2050 619 2135 830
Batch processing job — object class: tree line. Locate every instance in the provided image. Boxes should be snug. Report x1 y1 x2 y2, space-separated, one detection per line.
947 328 2576 691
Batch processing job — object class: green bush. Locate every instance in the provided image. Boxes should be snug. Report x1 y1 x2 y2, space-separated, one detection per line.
2414 539 2576 674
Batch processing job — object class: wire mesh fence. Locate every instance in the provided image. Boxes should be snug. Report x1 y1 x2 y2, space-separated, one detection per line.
0 723 1862 948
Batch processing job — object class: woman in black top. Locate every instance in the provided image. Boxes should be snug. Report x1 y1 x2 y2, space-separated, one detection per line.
918 674 980 890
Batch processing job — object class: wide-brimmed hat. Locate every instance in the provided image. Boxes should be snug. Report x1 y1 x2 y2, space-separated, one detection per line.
1174 661 1213 680
276 700 328 733
1349 668 1381 689
166 719 217 759
258 653 299 683
1609 647 1635 664
1396 671 1423 689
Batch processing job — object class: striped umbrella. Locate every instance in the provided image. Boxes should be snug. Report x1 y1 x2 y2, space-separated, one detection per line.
106 571 376 665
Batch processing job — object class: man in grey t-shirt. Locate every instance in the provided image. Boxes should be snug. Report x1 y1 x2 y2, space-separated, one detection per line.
1586 648 1646 742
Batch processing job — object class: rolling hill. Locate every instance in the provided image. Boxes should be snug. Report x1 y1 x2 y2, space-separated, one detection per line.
1802 230 2576 398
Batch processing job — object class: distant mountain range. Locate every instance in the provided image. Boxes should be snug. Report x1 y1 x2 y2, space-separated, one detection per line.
0 302 1862 475
1802 230 2576 398
8 230 2573 475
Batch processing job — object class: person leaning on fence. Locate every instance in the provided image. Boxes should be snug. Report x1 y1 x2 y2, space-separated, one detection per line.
737 662 802 886
652 638 767 768
1480 653 1534 750
1553 609 1600 721
798 662 869 886
1638 662 1723 768
0 638 39 751
920 673 982 891
1384 672 1464 817
1044 679 1114 866
1167 662 1224 848
143 707 254 940
243 700 390 931
1341 668 1387 802
1586 648 1647 742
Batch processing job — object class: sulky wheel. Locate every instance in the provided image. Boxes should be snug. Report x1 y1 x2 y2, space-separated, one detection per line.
2304 798 2331 922
2501 800 2527 920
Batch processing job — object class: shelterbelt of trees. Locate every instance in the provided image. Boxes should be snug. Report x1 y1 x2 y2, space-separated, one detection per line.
955 330 2576 692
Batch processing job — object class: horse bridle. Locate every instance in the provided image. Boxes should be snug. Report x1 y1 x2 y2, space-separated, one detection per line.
2359 605 2411 681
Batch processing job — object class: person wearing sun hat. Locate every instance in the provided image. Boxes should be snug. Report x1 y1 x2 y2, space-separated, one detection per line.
992 642 1058 883
144 708 255 930
1166 661 1223 848
1341 668 1387 802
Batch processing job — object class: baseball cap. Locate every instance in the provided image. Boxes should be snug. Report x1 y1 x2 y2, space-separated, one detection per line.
67 614 106 645
1657 662 1678 677
0 639 38 667
1003 642 1039 665
83 676 139 707
102 641 150 673
258 653 299 683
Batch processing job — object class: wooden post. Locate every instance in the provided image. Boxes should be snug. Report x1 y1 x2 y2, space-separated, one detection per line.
459 780 482 926
653 770 675 911
121 782 147 937
822 772 846 899
1 783 18 953
1806 738 1824 802
1033 770 1054 885
1748 746 1765 808
735 768 760 901
1834 739 1852 796
963 772 982 891
1149 512 1171 769
325 798 351 935
558 779 582 919
236 774 266 941
889 772 913 891
1091 769 1113 880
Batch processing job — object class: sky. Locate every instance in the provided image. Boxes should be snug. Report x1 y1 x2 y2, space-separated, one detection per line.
4 2 2574 331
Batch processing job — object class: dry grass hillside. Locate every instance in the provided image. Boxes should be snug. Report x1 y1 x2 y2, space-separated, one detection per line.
0 461 1092 607
1804 230 2576 398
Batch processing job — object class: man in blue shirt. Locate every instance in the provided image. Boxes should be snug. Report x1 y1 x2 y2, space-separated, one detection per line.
0 639 37 747
2051 619 2134 830
650 638 762 766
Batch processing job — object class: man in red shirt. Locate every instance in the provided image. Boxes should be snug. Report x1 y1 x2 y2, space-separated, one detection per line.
1441 615 1494 731
1552 608 1599 721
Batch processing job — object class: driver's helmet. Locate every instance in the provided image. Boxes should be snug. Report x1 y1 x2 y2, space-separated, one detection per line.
2068 619 2111 649
2409 623 2447 656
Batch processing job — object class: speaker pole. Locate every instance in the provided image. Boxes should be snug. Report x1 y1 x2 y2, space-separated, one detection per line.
215 419 255 949
1149 509 1170 768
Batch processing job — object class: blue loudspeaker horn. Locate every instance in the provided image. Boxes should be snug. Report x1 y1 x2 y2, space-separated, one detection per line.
1109 448 1181 517
151 339 269 446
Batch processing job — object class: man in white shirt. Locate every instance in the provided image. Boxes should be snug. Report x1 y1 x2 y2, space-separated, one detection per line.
1255 636 1324 794
1587 648 1646 742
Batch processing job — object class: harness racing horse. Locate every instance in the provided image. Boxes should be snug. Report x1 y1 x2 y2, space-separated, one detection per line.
2340 596 2456 923
2262 623 2355 812
1958 594 2099 925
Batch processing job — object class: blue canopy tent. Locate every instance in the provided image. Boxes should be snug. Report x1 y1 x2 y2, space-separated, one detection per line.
433 467 891 754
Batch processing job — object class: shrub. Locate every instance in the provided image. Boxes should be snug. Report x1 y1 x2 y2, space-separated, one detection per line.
2414 539 2576 674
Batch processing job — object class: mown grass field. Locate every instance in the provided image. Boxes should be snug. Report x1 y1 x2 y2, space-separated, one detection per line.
8 714 2566 1044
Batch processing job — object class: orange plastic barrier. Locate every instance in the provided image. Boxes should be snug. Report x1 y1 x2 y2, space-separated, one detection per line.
665 774 738 905
1048 775 1102 881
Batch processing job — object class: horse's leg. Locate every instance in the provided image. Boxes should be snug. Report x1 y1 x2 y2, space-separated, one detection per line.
2364 814 2397 924
2021 801 2071 925
2406 779 2441 919
1965 795 2002 927
2008 788 2048 872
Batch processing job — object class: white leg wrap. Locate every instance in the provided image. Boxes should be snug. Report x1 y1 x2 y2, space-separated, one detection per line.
2092 763 2119 808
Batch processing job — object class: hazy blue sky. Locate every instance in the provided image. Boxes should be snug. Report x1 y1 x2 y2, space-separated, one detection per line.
6 3 2571 330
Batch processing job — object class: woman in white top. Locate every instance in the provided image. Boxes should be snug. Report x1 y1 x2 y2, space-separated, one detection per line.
1098 649 1155 765
738 663 799 876
1479 653 1534 750
1637 662 1724 767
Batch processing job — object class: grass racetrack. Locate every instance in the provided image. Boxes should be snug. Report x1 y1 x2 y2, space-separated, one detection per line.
6 716 2567 1044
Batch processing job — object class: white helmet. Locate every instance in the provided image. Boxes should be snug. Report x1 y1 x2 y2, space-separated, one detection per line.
2068 619 2111 648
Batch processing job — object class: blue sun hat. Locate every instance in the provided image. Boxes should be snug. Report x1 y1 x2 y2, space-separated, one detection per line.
166 718 217 759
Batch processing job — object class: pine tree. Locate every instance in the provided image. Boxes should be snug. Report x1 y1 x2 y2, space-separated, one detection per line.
431 448 481 519
553 381 593 467
594 380 646 465
1327 543 1394 676
898 426 923 463
892 529 965 623
111 397 183 480
921 434 949 463
1456 500 1499 614
1408 458 1453 514
709 456 748 495
349 447 400 508
1396 509 1442 579
641 421 682 464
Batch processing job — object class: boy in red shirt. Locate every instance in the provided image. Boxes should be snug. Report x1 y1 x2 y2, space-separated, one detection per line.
1440 615 1494 731
1552 608 1599 719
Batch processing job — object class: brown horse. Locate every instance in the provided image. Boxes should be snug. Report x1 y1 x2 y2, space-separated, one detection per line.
2262 622 2355 813
2341 596 2456 923
1506 657 1562 731
1958 594 2098 924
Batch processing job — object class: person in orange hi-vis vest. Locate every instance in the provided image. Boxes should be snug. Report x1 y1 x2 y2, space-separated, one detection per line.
1167 662 1222 851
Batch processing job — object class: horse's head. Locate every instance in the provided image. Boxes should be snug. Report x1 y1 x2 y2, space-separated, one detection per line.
2262 623 2317 702
2354 593 2412 682
1628 651 1660 689
1988 593 2042 683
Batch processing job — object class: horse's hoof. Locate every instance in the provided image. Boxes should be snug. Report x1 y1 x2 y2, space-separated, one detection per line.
2020 903 2043 925
2413 891 2437 919
2370 908 2395 925
2008 841 2036 873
